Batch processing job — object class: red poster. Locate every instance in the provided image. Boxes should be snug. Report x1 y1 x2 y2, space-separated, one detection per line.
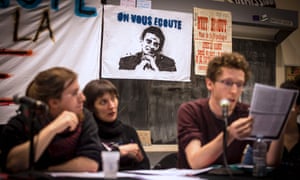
193 8 232 75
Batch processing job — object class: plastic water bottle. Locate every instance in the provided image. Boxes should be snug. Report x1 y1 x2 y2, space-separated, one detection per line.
252 137 267 177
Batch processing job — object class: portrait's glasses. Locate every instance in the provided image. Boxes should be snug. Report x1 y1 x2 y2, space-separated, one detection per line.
216 79 245 89
145 39 160 48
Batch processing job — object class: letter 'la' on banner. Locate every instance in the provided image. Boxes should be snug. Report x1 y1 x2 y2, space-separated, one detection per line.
0 0 102 124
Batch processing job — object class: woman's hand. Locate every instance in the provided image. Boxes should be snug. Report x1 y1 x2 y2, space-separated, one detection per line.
118 143 144 162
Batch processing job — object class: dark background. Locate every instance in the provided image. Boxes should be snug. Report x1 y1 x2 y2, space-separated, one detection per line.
106 38 276 144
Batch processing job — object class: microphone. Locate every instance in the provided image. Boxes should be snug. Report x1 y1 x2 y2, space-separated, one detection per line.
220 98 231 175
13 95 48 111
210 99 243 175
220 98 230 120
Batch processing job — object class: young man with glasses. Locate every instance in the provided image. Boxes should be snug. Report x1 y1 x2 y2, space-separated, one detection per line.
177 52 284 169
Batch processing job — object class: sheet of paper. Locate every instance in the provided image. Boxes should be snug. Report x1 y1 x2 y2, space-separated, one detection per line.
49 170 205 180
136 0 152 9
125 166 214 176
248 83 298 140
120 0 136 7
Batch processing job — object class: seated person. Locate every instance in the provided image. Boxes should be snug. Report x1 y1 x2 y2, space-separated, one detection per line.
177 52 285 169
83 79 150 170
0 67 102 173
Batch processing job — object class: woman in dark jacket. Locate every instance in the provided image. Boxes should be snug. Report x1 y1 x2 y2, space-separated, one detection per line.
83 79 150 170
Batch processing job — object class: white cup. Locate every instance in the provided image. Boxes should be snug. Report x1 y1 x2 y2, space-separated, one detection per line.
101 151 120 179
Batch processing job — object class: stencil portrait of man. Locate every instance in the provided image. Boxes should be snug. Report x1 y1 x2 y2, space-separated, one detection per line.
119 26 177 72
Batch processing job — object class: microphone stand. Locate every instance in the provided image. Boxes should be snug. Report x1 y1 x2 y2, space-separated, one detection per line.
8 106 52 180
209 103 243 176
26 107 36 171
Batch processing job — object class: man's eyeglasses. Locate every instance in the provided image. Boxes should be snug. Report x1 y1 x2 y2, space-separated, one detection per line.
216 79 245 89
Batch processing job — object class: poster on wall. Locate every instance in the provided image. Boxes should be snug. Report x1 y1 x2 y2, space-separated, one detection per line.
285 66 300 80
101 5 192 82
0 0 102 124
193 7 232 75
225 0 276 7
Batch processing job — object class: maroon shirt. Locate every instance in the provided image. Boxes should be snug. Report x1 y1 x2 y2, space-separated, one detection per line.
177 98 252 169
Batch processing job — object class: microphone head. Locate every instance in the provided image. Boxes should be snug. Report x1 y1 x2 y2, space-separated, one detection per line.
220 98 230 107
13 94 21 104
13 94 48 112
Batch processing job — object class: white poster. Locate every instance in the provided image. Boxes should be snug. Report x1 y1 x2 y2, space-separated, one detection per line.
193 7 232 75
102 5 192 82
0 0 102 124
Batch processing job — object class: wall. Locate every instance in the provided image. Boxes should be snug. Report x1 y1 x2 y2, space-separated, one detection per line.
104 0 279 144
275 0 300 86
106 1 300 84
110 39 276 144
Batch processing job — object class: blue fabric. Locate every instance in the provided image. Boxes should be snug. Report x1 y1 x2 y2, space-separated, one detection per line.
243 146 253 165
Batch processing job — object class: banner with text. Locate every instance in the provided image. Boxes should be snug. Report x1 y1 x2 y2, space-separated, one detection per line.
193 7 232 75
102 5 192 82
0 0 102 124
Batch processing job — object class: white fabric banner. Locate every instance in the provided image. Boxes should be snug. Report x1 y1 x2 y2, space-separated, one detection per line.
101 5 192 82
0 0 102 124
